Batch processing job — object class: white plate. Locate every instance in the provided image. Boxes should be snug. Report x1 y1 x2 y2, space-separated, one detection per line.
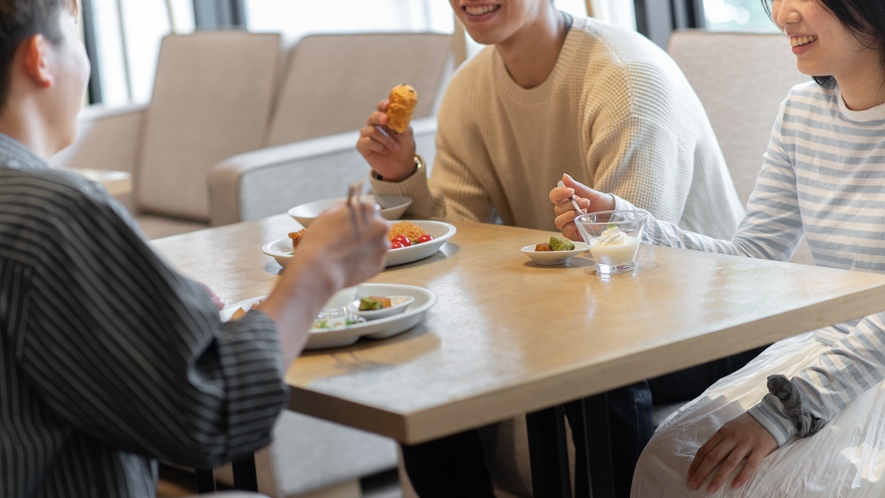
521 241 589 266
348 295 415 320
220 284 437 350
288 195 412 226
264 220 457 268
386 220 456 267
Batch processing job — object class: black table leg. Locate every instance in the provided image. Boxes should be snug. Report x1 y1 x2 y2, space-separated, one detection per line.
526 406 571 498
195 469 216 494
232 453 259 491
585 392 615 498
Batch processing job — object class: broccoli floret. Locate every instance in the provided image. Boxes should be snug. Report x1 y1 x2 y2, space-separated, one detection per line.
548 235 575 251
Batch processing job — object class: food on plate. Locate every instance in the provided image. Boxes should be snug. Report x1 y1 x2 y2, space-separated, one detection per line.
386 84 418 133
533 236 574 252
588 225 639 265
388 221 433 249
548 235 575 252
288 229 306 254
229 300 264 321
359 296 393 311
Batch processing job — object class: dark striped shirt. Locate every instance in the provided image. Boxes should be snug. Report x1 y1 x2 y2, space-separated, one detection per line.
0 133 288 497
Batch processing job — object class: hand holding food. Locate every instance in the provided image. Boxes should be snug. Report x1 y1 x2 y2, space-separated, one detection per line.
550 174 616 241
357 92 418 183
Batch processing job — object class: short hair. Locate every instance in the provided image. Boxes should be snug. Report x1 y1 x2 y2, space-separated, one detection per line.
0 0 79 112
761 0 885 86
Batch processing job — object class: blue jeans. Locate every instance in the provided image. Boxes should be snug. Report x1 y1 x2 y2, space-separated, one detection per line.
401 346 768 498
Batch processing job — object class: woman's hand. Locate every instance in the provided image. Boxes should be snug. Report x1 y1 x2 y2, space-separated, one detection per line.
357 99 417 182
549 174 616 241
687 412 778 494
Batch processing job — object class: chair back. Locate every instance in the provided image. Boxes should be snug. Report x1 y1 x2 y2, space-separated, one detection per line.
667 30 808 205
263 32 453 147
136 32 282 222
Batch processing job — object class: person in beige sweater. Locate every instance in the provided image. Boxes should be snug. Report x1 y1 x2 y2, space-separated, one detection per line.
357 1 751 497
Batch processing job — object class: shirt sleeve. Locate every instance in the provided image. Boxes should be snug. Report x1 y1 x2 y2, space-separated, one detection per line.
17 190 288 469
748 312 885 446
617 106 804 262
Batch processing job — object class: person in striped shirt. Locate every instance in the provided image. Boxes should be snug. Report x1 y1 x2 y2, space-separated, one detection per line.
0 1 390 496
551 0 885 495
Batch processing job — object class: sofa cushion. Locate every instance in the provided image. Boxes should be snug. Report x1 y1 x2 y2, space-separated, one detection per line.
264 32 452 147
137 32 281 222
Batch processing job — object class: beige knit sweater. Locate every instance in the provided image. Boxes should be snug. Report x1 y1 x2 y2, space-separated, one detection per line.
371 16 743 239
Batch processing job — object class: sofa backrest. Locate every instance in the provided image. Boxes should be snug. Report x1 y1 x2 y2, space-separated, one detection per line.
666 30 809 205
136 32 282 222
263 32 453 147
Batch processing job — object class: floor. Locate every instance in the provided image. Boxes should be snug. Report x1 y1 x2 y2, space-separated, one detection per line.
157 465 402 498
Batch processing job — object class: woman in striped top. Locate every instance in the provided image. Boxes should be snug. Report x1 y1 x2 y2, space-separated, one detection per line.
551 0 885 495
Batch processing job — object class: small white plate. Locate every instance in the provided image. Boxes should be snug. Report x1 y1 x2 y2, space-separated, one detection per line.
288 195 412 226
521 241 588 266
221 284 437 350
348 296 415 320
263 220 456 269
386 220 456 267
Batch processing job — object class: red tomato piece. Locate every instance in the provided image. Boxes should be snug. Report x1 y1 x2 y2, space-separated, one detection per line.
417 234 434 244
391 241 404 249
392 235 411 247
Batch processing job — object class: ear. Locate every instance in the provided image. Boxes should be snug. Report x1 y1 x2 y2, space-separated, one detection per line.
21 35 54 89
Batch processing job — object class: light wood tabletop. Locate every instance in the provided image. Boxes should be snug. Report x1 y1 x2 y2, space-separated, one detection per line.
70 167 133 196
152 214 885 445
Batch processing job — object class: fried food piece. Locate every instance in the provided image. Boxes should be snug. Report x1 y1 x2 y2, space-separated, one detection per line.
230 307 247 320
368 295 392 308
386 84 418 134
535 243 551 251
288 229 306 250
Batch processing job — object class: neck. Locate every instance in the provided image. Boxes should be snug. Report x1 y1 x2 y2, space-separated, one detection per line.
836 61 885 111
0 98 55 159
495 8 569 89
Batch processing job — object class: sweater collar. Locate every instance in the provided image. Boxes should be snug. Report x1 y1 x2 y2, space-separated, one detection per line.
492 15 584 105
0 133 50 172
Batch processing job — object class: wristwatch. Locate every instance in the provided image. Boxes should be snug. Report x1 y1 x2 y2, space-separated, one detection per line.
372 154 425 182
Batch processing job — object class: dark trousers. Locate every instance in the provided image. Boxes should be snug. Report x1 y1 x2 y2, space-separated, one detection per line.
401 346 767 498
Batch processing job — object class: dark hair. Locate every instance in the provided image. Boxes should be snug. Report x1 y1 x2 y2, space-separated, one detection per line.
0 0 78 112
762 0 885 86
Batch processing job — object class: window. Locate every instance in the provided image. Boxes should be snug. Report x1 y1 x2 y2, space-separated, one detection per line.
701 0 778 32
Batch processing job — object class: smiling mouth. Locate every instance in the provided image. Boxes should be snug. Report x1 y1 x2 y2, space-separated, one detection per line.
464 4 500 15
790 35 818 47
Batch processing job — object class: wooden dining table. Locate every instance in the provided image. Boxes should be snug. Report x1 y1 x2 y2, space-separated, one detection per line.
152 214 885 497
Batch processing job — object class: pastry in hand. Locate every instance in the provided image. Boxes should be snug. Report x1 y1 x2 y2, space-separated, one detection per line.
386 84 417 134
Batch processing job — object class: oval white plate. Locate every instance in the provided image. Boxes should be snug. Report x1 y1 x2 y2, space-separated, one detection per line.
288 195 412 226
386 220 456 267
348 296 415 320
220 284 437 350
265 220 457 269
520 241 588 266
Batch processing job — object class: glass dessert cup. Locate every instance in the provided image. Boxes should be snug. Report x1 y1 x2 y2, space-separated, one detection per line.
574 210 649 275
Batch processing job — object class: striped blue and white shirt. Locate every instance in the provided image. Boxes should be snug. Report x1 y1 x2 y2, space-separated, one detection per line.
615 80 885 446
0 133 288 497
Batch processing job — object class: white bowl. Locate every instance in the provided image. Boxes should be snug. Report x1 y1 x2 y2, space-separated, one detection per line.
521 241 589 266
348 295 415 320
322 286 358 313
262 237 295 267
288 195 412 226
386 220 457 267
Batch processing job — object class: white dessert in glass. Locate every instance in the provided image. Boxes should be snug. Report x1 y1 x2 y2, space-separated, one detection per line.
574 210 648 275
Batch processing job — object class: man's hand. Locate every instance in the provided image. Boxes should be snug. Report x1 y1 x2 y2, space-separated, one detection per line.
549 174 616 241
357 99 417 182
687 412 778 493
